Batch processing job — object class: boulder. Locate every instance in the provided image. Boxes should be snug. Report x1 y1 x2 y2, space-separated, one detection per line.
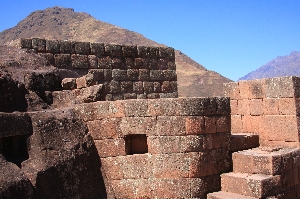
0 155 34 199
0 73 28 112
20 109 107 199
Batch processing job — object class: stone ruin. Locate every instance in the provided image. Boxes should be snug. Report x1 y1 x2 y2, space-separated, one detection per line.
0 38 300 198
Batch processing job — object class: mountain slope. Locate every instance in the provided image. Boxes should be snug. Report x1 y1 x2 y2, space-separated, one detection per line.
0 6 232 97
239 51 300 81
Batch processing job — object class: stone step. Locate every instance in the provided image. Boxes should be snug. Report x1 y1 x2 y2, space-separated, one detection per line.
232 147 297 175
221 172 281 198
207 191 258 199
230 133 259 152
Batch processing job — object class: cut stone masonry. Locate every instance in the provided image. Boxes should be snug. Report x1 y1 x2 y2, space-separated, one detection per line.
19 38 178 102
0 38 300 198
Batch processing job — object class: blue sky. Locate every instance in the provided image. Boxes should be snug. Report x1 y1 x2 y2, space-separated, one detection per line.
1 0 300 81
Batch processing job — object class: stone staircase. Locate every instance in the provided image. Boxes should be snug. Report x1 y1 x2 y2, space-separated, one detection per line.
208 146 300 198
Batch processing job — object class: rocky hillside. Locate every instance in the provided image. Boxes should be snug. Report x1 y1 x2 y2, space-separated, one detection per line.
0 6 232 97
239 51 300 81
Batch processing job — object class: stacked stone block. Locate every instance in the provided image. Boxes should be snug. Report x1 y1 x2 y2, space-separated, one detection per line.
74 97 231 198
224 76 300 148
208 147 300 198
19 38 178 100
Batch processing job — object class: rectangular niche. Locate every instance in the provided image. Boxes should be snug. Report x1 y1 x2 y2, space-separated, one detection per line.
1 135 29 167
125 134 148 155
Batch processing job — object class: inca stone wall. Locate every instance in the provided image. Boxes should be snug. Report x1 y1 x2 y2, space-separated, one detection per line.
222 76 300 198
224 76 300 148
1 38 300 198
74 97 231 198
19 38 178 101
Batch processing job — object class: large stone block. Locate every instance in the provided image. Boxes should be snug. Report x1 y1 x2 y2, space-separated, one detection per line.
185 116 205 135
156 116 186 135
0 112 33 138
216 115 231 133
120 117 155 135
278 97 297 115
19 38 32 48
148 135 204 154
266 76 300 98
150 70 164 81
223 82 240 99
263 98 280 115
137 46 158 58
94 138 127 157
250 98 264 116
127 69 139 80
71 54 89 68
0 157 34 199
97 57 113 69
54 54 71 68
138 69 150 81
46 40 60 53
231 115 243 133
152 153 190 178
87 118 122 139
158 47 175 61
74 101 125 121
123 99 149 117
110 178 153 198
90 42 104 57
32 38 46 52
189 152 218 177
104 44 122 57
88 55 98 68
38 53 55 65
221 172 281 198
261 115 300 142
112 69 127 81
132 81 143 94
121 154 152 179
73 41 90 55
134 58 149 69
122 45 137 57
237 99 250 115
59 40 72 53
242 115 263 134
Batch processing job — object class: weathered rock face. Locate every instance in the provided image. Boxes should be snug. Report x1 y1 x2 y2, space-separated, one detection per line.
0 109 107 198
0 155 35 199
21 109 107 199
0 73 28 112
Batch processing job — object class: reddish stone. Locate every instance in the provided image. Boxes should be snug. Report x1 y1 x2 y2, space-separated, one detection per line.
94 138 126 157
204 116 217 134
249 98 264 116
86 118 122 139
122 45 137 57
216 115 231 133
120 117 155 135
88 55 98 68
261 115 299 142
223 82 240 99
230 99 238 115
152 153 190 178
279 97 296 115
71 54 89 68
185 116 205 135
237 99 250 115
104 44 122 57
156 116 186 135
